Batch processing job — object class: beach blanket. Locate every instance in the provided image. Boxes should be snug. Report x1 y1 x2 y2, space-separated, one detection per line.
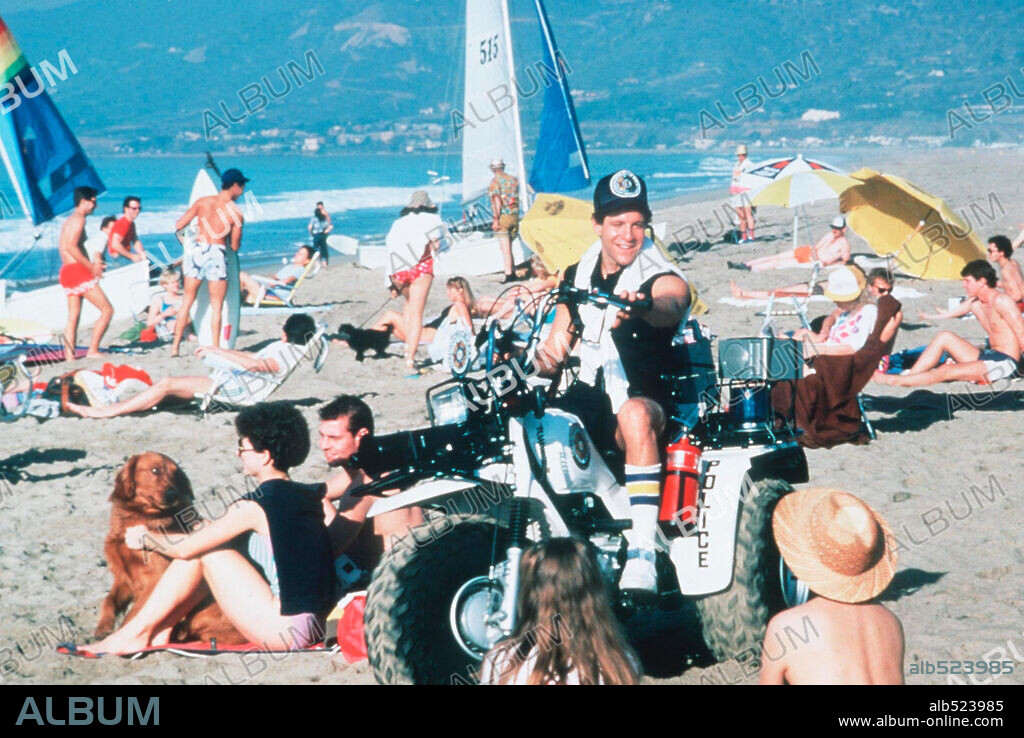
771 294 902 448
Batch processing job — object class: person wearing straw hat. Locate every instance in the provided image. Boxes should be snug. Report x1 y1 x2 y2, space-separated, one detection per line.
488 158 521 283
729 215 851 272
730 144 757 242
384 190 444 367
792 265 879 357
759 488 904 685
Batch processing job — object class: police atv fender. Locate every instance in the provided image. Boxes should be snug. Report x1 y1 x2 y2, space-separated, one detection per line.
351 283 811 685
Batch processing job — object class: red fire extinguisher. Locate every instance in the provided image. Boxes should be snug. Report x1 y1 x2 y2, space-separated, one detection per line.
660 435 702 535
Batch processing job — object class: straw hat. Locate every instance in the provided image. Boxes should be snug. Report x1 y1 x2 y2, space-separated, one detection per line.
736 144 748 156
407 190 435 209
772 488 897 603
823 265 866 302
489 158 506 170
830 215 846 229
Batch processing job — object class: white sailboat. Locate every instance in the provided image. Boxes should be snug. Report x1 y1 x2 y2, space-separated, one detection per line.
357 0 589 276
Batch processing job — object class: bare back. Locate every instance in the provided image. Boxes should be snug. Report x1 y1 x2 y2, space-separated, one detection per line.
760 598 904 685
972 292 1024 359
58 211 89 266
187 193 243 248
998 258 1024 303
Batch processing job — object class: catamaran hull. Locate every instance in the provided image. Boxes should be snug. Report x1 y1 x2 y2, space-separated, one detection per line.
0 261 151 334
357 231 528 276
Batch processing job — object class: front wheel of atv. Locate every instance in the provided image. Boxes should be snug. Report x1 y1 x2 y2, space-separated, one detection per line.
695 477 804 662
364 514 505 685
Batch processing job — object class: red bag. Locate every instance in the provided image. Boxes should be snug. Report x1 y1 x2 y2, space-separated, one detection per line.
139 327 158 342
336 593 367 664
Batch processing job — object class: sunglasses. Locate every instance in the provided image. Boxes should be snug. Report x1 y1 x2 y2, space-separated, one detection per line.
127 205 142 211
237 438 258 454
874 286 891 294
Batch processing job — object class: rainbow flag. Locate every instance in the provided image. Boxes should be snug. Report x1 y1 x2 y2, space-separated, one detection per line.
0 15 104 225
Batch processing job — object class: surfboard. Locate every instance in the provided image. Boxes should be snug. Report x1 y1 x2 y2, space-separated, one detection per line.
186 169 242 348
0 317 54 343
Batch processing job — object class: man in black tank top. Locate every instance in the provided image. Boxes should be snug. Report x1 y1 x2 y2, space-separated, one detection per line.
535 171 691 594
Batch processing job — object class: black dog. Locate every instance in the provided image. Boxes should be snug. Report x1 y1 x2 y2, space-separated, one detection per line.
334 323 392 361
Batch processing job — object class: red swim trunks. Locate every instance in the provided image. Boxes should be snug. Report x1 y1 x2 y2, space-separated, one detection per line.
793 245 814 264
390 257 434 286
59 263 98 297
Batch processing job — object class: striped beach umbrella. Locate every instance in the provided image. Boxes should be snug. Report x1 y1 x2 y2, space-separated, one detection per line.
747 162 857 248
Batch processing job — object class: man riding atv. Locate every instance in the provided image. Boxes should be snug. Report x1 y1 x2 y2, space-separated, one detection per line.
535 169 691 593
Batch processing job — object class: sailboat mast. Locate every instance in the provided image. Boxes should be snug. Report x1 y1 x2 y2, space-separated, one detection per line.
499 0 530 212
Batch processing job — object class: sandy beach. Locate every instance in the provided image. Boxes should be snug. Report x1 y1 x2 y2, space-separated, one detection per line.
2 147 1022 686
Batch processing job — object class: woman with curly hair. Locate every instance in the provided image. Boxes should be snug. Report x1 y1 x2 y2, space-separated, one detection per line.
85 402 337 654
480 538 640 685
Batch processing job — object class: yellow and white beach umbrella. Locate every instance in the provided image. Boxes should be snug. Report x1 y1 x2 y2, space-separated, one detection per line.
751 170 861 248
839 168 985 280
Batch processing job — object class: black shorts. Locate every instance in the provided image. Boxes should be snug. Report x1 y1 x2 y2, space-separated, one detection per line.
550 381 619 459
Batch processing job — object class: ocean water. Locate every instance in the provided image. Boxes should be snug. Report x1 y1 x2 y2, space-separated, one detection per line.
0 151 744 288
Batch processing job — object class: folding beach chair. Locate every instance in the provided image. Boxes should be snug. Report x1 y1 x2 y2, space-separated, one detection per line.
251 253 322 309
757 262 822 335
0 349 33 422
196 322 330 413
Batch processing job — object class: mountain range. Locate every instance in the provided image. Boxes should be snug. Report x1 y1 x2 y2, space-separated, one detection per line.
5 0 1023 154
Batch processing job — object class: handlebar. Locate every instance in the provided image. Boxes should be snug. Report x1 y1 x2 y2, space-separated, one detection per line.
553 284 653 315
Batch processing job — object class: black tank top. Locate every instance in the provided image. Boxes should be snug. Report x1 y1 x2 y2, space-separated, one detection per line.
564 260 679 406
243 479 337 616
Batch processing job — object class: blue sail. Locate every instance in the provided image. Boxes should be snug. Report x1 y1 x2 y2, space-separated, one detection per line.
0 17 105 225
528 0 589 194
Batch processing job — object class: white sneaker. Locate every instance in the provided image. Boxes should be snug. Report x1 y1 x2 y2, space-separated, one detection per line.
619 549 657 593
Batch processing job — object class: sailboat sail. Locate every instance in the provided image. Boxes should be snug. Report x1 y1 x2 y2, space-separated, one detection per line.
528 0 589 193
461 0 522 204
0 16 105 225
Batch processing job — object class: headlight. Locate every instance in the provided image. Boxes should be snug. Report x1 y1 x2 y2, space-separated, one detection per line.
428 384 470 426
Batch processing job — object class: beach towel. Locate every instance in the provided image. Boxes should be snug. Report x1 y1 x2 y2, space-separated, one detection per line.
772 294 902 448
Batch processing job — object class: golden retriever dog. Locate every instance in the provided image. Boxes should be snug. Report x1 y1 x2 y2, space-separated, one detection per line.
95 452 246 645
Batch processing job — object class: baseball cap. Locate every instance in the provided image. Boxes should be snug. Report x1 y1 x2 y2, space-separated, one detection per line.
593 169 652 221
221 168 250 188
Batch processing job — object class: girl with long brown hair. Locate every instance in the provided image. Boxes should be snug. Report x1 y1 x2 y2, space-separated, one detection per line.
481 537 639 685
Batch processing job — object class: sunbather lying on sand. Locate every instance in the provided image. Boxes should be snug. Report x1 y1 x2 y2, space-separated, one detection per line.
67 314 316 418
730 216 851 272
731 266 895 304
876 260 1024 387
